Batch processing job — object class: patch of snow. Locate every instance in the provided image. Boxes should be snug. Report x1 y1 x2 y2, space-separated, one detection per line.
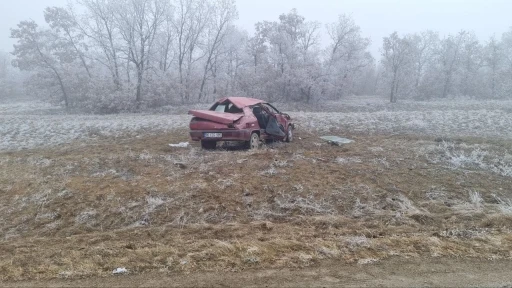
358 258 379 265
169 142 190 148
112 267 128 275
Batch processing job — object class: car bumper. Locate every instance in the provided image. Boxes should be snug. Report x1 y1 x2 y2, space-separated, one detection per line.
189 130 251 141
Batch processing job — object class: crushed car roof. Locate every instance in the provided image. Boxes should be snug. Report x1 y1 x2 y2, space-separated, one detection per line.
218 97 265 108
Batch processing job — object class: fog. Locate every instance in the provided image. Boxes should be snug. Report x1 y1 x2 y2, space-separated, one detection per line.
3 2 512 284
1 0 510 56
1 0 512 108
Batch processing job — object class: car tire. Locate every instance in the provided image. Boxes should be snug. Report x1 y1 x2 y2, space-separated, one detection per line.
248 132 260 150
285 125 293 142
201 141 217 150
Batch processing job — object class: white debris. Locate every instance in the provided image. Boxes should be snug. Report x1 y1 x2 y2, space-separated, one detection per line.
358 258 379 265
169 142 190 148
112 267 129 275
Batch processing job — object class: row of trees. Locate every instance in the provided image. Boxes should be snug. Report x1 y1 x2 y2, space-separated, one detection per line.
8 0 374 111
381 30 512 102
5 0 512 111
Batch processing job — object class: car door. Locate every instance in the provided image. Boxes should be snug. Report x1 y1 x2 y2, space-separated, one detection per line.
262 103 287 138
263 103 288 130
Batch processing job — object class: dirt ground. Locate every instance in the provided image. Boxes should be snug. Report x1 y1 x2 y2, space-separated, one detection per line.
1 128 512 285
3 257 512 287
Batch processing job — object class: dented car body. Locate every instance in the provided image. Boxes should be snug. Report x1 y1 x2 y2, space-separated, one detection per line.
189 97 294 149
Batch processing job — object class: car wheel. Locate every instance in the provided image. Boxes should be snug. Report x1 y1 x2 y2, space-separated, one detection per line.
249 132 260 149
201 141 217 150
285 125 293 142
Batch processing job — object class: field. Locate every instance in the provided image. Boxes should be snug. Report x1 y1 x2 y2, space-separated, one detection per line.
1 96 512 285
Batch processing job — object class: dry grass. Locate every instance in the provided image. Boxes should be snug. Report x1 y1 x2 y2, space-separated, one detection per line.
1 129 512 280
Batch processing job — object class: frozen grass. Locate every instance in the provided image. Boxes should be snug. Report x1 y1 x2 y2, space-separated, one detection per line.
2 98 512 280
0 114 190 151
295 109 512 139
251 193 336 220
493 195 512 214
420 142 512 177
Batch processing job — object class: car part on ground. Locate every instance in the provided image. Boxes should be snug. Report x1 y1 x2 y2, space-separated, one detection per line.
320 136 354 146
285 125 293 142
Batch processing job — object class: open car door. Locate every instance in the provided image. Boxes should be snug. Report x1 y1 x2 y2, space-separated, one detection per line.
265 116 286 137
252 105 286 138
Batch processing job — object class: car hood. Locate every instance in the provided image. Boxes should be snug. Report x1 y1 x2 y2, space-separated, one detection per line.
189 110 244 124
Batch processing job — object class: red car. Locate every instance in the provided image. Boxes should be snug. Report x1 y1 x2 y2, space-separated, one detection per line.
189 97 294 149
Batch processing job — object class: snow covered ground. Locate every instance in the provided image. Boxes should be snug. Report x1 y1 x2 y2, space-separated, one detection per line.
1 99 512 151
0 113 191 151
1 102 191 151
295 109 512 138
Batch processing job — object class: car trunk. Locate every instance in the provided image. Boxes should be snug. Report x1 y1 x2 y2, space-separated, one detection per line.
189 110 243 125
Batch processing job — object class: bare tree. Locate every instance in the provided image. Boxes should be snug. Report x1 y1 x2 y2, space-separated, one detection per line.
45 6 92 78
198 0 238 101
157 6 175 72
438 31 467 98
326 14 373 97
11 21 75 108
483 36 502 98
500 28 512 96
221 27 248 95
172 0 211 103
458 32 483 97
78 0 122 88
299 21 320 57
409 31 439 91
382 32 411 103
115 0 166 104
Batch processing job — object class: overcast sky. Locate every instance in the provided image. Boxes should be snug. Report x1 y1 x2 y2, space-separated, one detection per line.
1 0 511 57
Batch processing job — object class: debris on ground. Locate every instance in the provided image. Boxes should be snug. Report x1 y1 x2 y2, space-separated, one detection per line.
112 267 128 275
174 162 187 169
169 142 190 148
320 136 354 146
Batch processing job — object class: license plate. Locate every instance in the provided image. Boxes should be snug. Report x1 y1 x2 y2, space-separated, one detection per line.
204 133 222 138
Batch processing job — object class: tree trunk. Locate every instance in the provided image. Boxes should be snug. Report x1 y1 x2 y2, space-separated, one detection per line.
136 69 142 104
198 65 209 101
390 72 397 103
442 73 451 98
415 63 422 90
178 58 185 104
52 67 69 109
78 53 92 78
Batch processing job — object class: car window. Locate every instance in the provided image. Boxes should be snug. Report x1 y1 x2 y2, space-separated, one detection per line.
214 104 227 112
226 104 243 113
263 103 279 114
212 103 243 113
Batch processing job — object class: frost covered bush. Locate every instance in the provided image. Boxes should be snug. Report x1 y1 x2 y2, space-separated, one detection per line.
77 86 138 114
421 142 512 177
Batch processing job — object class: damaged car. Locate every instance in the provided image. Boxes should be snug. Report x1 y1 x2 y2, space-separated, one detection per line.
189 97 294 149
